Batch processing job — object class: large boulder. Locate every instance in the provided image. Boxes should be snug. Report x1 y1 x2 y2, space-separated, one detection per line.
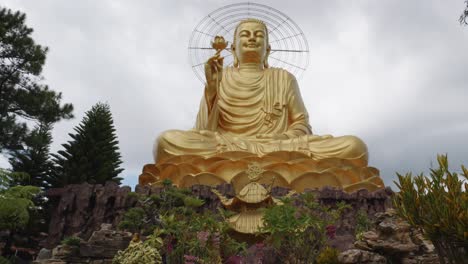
80 224 132 259
44 182 135 248
346 209 440 264
35 224 131 264
338 249 386 264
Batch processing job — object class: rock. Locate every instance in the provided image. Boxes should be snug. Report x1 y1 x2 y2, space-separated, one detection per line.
43 182 394 260
338 249 386 264
352 209 440 263
37 225 131 264
44 182 135 248
401 253 441 264
51 245 79 259
36 248 52 260
79 224 132 258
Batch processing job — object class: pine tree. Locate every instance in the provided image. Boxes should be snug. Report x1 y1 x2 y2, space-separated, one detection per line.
0 7 73 154
9 123 54 188
52 103 123 186
461 0 468 25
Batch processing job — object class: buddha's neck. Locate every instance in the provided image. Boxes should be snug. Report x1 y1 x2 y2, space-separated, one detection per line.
238 63 264 73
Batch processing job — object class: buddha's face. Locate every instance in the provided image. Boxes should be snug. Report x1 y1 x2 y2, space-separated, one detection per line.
233 21 270 65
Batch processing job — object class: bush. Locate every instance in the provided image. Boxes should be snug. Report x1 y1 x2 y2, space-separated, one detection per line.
61 236 81 247
393 155 467 264
261 192 349 263
316 246 340 264
113 230 163 264
118 207 146 233
0 256 11 264
354 208 371 240
116 184 246 263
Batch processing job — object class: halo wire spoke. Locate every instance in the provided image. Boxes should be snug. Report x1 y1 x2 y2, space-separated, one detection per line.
189 2 309 83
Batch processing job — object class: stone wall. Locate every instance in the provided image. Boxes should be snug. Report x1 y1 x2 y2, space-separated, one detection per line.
45 182 394 251
44 182 136 248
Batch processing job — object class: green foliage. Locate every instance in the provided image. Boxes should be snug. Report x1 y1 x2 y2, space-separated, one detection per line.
61 236 81 247
118 207 146 233
0 256 11 264
52 102 123 186
117 185 246 263
0 7 73 154
0 168 29 189
8 124 55 188
113 230 163 264
460 0 468 25
393 154 468 264
261 192 349 263
316 247 340 264
0 183 41 231
354 208 372 240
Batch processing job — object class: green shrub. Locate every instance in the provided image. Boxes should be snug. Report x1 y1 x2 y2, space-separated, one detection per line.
354 208 371 240
61 236 81 247
0 256 11 264
116 185 246 263
393 154 467 264
113 229 163 264
118 207 146 233
261 192 349 263
316 246 339 264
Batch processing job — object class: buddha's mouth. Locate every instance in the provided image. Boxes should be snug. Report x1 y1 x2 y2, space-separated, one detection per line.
245 43 259 48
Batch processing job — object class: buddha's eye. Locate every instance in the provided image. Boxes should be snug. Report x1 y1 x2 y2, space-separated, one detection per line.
239 31 250 38
255 32 265 38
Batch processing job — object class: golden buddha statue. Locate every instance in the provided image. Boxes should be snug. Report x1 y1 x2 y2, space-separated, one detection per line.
140 19 384 192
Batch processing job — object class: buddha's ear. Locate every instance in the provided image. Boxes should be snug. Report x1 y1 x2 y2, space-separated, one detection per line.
264 44 271 68
231 43 239 67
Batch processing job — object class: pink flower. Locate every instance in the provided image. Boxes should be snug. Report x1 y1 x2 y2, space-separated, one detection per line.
184 254 200 264
255 242 265 249
225 255 243 264
166 235 174 253
326 225 337 239
197 231 209 246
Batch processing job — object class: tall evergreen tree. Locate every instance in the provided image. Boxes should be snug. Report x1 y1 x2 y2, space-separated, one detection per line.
8 123 54 188
52 103 123 186
0 7 73 154
461 0 468 25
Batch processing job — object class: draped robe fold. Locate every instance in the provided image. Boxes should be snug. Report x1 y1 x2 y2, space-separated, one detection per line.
155 67 368 164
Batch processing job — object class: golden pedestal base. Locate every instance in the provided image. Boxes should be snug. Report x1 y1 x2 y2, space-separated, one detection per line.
139 151 384 193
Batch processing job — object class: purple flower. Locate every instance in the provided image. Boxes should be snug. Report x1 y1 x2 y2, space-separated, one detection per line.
225 255 243 264
255 242 265 249
197 231 209 246
326 225 336 239
184 254 200 264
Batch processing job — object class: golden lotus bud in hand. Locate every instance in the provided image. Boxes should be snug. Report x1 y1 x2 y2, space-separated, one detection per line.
211 36 228 52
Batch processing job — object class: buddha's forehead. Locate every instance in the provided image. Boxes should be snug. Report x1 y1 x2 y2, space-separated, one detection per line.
236 22 267 34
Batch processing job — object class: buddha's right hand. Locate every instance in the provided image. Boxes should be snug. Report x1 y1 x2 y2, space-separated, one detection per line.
204 53 224 93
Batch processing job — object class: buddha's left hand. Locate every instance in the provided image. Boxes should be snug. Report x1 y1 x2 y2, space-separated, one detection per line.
256 133 288 140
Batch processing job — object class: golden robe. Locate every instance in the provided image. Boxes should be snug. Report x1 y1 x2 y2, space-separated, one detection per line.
155 67 368 164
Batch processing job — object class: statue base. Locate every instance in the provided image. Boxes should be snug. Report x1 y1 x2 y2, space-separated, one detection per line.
139 151 385 193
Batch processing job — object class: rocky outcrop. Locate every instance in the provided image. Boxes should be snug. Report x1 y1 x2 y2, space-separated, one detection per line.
35 224 132 264
338 249 387 264
79 224 132 259
44 182 136 248
45 182 393 252
339 209 440 264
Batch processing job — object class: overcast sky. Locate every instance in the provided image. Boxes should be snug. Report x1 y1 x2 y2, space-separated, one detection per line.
2 0 468 190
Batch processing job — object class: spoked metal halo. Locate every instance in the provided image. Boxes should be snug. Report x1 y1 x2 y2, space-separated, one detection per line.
188 2 309 83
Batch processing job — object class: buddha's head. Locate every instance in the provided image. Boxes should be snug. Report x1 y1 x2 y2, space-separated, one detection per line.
232 19 271 68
